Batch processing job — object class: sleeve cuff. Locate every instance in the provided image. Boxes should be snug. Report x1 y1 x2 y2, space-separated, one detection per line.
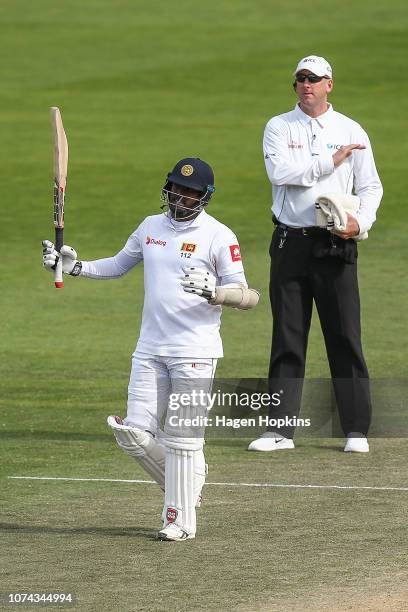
354 212 371 236
318 151 335 176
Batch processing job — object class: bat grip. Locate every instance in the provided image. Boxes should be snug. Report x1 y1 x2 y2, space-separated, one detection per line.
54 227 64 288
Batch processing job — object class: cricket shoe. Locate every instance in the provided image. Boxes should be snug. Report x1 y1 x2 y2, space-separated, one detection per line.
344 433 369 453
247 432 295 451
158 523 195 542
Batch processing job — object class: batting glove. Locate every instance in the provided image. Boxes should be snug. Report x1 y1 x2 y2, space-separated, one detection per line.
42 240 82 276
181 267 216 300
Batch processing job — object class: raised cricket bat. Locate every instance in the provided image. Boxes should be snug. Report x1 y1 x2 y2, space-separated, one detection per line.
50 107 68 288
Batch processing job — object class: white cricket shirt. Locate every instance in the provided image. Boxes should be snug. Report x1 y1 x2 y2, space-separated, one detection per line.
81 211 245 358
263 103 383 234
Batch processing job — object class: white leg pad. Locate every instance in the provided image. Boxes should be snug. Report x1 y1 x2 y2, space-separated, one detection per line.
193 449 206 506
163 447 196 536
160 435 205 528
107 416 165 488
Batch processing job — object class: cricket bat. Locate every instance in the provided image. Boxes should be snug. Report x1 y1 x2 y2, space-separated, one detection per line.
50 106 68 288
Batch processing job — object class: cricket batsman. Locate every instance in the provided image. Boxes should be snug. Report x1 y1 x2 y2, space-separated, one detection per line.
42 157 259 541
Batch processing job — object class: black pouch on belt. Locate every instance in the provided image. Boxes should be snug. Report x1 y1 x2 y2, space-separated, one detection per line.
312 233 358 264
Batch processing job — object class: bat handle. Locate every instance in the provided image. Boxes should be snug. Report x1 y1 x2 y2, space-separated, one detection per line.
54 227 64 288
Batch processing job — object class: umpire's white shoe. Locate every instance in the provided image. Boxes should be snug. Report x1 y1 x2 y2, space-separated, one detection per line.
344 433 369 453
247 432 295 451
158 523 195 542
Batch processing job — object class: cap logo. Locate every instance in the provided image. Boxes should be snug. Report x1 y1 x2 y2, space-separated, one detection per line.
181 164 194 176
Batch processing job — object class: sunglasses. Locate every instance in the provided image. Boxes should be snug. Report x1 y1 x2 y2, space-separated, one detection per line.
295 74 329 83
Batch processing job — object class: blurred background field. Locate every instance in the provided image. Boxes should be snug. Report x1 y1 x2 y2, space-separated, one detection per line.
0 1 407 610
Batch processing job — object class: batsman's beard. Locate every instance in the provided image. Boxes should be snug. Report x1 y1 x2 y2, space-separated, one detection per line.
168 200 202 220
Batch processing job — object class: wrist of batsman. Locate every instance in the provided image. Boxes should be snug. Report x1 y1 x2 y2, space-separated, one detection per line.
209 286 260 310
70 261 82 276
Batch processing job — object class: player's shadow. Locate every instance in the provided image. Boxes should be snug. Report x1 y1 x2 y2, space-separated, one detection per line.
296 442 345 452
0 522 157 540
0 431 110 441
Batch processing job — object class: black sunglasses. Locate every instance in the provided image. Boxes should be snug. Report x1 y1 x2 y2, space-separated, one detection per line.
295 74 329 83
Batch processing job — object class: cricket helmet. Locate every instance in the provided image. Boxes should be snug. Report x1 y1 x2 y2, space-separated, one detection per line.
161 157 215 220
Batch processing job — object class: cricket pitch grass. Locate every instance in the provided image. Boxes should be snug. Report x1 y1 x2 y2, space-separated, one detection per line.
2 435 408 611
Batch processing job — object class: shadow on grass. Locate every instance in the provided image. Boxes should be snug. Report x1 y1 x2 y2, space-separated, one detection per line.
0 431 110 441
295 443 344 452
0 522 157 539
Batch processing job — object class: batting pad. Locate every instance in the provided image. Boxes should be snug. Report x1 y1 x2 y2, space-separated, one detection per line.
193 449 206 506
164 447 196 536
107 416 165 488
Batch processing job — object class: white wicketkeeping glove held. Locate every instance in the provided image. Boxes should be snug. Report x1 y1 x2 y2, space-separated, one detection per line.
42 240 82 276
181 267 216 300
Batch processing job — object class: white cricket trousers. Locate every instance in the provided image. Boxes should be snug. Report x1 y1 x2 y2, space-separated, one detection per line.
125 351 217 433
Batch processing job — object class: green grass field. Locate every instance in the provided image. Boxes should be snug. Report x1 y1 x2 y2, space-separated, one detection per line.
1 1 407 610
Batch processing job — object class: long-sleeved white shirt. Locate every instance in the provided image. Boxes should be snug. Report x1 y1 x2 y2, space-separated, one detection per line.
80 211 247 358
263 103 383 234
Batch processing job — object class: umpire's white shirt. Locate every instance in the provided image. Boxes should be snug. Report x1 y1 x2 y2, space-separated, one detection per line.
263 103 383 233
81 211 245 358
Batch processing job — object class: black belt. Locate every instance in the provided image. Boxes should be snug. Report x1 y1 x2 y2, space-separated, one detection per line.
273 215 326 236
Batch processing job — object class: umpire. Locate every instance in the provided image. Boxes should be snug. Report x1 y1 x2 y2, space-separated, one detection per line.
249 55 383 453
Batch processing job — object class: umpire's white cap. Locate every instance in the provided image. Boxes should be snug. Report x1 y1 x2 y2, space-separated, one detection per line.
294 55 333 78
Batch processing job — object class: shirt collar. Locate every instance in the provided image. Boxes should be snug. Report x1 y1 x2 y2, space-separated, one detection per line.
294 102 334 127
163 209 209 231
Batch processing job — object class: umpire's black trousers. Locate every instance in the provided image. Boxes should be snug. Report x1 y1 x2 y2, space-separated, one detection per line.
268 225 371 437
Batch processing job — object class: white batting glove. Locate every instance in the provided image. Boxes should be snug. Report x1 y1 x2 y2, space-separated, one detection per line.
181 267 216 300
42 240 82 276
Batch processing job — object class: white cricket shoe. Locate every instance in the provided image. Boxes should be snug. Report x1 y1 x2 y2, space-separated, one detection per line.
344 433 369 453
247 432 295 451
158 523 195 542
